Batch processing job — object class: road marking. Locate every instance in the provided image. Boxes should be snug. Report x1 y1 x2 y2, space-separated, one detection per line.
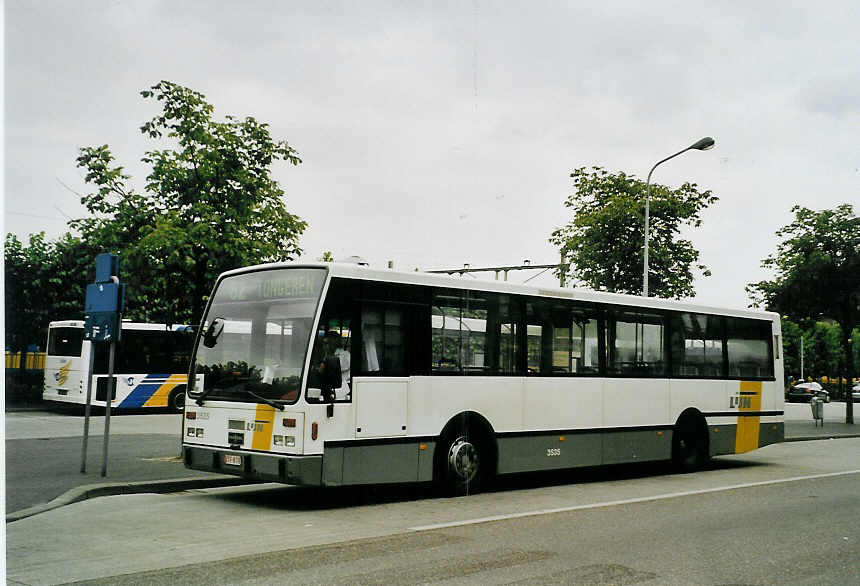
409 469 860 531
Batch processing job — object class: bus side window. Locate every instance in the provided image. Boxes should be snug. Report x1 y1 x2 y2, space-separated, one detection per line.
607 310 667 376
726 317 773 379
361 307 405 375
670 313 724 378
432 290 463 373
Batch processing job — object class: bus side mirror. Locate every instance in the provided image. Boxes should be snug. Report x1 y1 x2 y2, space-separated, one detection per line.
203 318 225 348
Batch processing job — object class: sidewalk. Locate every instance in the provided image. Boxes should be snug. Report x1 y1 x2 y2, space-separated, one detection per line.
5 407 858 523
784 419 860 442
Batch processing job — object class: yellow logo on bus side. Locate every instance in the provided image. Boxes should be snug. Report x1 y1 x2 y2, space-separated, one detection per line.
57 361 72 386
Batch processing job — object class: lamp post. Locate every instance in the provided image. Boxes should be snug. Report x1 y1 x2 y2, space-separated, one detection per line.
642 136 715 297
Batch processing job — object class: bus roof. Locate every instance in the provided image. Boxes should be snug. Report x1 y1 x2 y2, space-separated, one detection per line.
216 262 780 322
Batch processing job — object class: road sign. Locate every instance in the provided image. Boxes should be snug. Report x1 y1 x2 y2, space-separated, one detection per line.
83 254 125 343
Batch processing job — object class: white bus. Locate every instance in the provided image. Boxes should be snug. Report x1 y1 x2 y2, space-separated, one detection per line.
183 263 784 494
43 320 194 412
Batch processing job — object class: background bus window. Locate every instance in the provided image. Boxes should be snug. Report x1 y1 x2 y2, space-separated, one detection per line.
607 311 666 376
726 318 773 379
670 313 725 377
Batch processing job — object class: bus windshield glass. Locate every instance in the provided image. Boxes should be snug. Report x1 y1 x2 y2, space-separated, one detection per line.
191 268 326 405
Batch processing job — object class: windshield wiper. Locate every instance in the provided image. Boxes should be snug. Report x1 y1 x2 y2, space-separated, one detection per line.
238 387 285 411
194 384 217 407
195 381 284 411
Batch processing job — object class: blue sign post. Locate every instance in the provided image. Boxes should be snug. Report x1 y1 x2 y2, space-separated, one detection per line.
80 253 126 476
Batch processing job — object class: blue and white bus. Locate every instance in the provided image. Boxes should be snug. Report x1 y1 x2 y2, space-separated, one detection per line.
43 320 194 412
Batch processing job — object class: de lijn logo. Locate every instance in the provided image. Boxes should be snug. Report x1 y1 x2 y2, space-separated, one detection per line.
55 361 72 386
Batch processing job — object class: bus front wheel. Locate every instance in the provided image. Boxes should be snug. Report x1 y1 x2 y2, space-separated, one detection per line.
437 432 489 496
168 387 186 413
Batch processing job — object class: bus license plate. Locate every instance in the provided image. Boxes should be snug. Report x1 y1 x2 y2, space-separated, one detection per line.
223 454 242 466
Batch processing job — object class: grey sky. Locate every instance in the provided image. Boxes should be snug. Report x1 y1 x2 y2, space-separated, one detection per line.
4 1 859 309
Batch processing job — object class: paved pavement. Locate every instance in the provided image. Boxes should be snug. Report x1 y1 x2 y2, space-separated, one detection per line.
4 402 859 522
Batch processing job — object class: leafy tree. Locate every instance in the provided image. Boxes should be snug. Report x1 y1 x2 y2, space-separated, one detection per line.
4 232 94 352
550 166 718 298
70 81 307 325
780 317 803 379
748 204 860 422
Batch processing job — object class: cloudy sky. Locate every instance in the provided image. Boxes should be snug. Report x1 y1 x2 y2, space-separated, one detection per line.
4 1 859 309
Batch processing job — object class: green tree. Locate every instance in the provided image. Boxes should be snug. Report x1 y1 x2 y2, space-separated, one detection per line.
4 232 94 352
71 81 307 325
748 204 860 423
550 167 718 298
781 317 803 380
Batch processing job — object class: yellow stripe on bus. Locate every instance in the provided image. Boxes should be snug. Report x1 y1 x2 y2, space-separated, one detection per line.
251 404 276 451
142 374 188 407
735 381 762 454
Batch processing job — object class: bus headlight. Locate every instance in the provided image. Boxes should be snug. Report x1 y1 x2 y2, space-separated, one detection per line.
285 436 296 447
187 428 195 437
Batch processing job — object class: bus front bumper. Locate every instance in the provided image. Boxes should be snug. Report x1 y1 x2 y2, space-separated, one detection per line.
183 445 323 485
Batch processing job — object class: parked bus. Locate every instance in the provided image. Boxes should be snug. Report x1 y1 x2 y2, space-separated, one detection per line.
43 320 194 412
182 263 784 494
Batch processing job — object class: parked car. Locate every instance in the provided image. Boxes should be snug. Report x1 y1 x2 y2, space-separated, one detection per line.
786 381 829 403
853 382 860 403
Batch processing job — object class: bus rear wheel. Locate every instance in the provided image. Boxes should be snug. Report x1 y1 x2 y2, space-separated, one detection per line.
672 414 708 472
168 387 186 413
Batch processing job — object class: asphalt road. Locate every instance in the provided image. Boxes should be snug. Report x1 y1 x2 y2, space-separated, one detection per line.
4 410 215 514
5 434 186 513
7 437 860 585
69 474 860 586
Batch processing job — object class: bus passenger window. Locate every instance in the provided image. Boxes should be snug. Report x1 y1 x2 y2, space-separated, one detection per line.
432 292 463 372
571 313 600 374
607 311 666 376
670 313 724 377
726 318 773 379
361 307 405 375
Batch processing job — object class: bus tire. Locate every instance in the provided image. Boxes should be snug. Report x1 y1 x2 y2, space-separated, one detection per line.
168 387 186 413
435 413 495 496
672 411 709 472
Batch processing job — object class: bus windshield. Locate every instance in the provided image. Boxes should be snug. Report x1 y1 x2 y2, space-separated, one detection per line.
191 268 326 405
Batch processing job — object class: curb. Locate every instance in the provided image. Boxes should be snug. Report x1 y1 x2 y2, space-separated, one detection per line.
784 433 860 443
6 476 258 523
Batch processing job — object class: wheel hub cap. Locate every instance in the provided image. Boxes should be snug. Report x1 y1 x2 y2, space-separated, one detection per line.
448 437 479 482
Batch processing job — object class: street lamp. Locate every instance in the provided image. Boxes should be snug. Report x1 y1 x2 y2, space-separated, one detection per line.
642 136 715 297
